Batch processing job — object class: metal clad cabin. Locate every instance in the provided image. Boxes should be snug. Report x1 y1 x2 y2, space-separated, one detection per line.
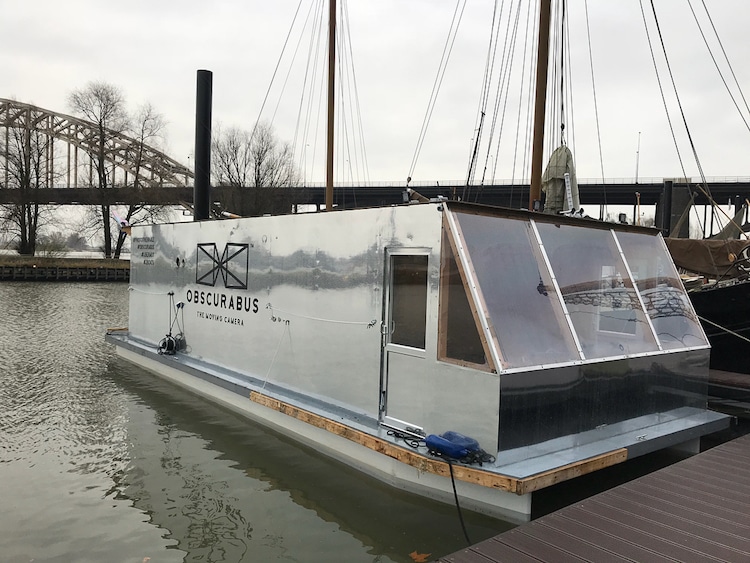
117 201 722 518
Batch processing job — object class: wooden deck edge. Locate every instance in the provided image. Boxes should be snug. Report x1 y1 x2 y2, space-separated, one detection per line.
249 391 630 496
249 391 520 493
515 448 629 494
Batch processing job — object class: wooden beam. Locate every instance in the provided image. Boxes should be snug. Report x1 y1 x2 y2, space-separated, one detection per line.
249 390 630 496
516 449 628 494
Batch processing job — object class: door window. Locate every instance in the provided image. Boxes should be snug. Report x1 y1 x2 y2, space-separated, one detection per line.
390 255 428 349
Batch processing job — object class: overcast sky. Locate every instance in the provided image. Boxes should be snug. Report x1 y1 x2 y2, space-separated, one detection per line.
3 0 750 186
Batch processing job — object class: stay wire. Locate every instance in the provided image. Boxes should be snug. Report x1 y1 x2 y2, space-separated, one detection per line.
638 2 689 190
583 0 607 198
465 0 501 194
509 2 535 206
293 0 324 178
690 0 750 134
646 0 737 236
475 1 524 201
342 0 371 185
703 0 750 119
407 0 466 183
251 0 305 142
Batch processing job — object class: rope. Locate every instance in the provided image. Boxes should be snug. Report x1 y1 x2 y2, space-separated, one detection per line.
128 286 172 296
262 320 291 390
698 315 750 345
266 303 377 327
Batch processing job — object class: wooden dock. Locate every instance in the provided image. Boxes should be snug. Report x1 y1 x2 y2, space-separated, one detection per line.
438 431 750 562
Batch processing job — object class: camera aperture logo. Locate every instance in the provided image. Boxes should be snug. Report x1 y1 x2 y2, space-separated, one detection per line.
190 243 259 326
196 243 248 289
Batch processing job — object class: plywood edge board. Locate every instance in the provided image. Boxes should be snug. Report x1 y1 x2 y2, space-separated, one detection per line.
515 448 629 494
249 391 629 496
249 391 518 492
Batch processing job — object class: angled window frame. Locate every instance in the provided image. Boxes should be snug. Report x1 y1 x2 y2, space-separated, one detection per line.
438 208 500 372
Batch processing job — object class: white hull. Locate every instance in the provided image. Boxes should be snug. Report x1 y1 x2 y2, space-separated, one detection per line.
113 342 533 521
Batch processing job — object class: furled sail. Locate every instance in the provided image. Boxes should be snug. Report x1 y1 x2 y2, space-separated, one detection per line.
542 145 579 214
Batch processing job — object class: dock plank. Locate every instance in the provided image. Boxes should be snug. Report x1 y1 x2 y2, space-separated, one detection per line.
437 433 750 563
608 485 750 537
441 539 543 563
539 513 682 563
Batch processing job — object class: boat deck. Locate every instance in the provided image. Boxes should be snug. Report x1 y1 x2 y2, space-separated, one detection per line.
107 331 728 496
437 431 750 562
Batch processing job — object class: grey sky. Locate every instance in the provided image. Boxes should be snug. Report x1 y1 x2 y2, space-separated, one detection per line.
3 0 749 186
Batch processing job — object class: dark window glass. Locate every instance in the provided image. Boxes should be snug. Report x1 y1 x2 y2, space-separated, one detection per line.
390 255 428 349
439 231 486 366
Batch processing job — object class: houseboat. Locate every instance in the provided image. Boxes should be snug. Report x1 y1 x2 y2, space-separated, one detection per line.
107 200 729 521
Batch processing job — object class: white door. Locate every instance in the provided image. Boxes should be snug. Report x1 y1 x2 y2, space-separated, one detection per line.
379 250 429 436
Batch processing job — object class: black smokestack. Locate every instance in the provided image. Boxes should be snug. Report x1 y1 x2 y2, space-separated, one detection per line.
193 69 212 221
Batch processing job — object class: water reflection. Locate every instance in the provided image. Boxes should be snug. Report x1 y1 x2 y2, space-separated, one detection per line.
0 282 510 563
107 359 511 562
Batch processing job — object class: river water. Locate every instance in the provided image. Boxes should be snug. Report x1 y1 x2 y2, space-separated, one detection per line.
0 282 513 563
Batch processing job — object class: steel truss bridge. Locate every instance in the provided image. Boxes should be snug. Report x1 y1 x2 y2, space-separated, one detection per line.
1 98 192 195
2 98 750 216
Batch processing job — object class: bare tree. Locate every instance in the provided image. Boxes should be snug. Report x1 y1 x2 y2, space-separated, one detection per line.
212 122 300 216
213 125 254 187
250 123 299 189
68 82 129 258
110 103 173 259
0 124 54 255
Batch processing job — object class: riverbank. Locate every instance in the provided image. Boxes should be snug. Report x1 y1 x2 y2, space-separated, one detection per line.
0 255 130 282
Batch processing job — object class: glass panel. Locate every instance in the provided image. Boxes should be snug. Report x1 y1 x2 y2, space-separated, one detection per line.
390 255 427 349
535 222 660 358
453 211 578 368
617 231 707 349
439 229 487 366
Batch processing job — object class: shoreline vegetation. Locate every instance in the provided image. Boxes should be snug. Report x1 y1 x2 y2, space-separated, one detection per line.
0 254 130 269
0 255 130 282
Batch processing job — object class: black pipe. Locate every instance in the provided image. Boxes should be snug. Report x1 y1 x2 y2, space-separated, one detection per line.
194 69 212 221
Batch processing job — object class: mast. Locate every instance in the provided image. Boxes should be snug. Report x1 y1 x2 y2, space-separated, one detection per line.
528 0 551 211
325 0 336 211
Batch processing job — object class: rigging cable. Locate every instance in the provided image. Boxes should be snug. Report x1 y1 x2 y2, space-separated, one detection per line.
407 0 467 185
691 0 750 134
464 0 501 198
675 0 750 239
557 0 567 147
583 0 607 212
510 2 537 208
250 0 305 142
643 0 738 237
293 0 325 181
342 0 371 186
473 1 525 202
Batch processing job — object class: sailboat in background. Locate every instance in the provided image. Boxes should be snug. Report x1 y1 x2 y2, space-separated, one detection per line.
106 1 728 523
667 207 750 376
